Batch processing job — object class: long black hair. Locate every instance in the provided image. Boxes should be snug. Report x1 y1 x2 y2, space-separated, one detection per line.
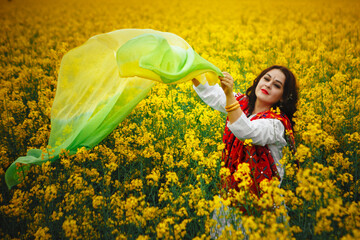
245 65 298 128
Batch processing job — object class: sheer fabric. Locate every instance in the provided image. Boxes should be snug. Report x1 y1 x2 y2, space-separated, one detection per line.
5 29 222 189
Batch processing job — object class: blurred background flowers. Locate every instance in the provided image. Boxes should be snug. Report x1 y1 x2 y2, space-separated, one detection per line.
0 0 359 239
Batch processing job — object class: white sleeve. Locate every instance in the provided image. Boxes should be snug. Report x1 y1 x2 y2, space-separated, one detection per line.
193 82 227 113
227 114 287 147
193 82 235 113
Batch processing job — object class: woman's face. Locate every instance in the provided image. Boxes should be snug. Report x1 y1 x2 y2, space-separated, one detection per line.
255 68 285 108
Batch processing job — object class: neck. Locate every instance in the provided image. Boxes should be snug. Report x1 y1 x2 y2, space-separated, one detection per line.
253 100 271 115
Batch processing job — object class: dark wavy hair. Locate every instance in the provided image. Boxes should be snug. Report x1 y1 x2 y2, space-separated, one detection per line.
245 65 298 128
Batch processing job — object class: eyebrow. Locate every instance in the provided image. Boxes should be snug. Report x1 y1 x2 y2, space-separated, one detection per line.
266 73 283 86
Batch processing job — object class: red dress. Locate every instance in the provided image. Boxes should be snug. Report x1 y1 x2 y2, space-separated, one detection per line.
221 94 295 197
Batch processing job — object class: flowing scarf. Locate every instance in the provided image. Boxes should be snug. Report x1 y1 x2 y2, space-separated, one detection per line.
222 93 295 197
5 29 223 189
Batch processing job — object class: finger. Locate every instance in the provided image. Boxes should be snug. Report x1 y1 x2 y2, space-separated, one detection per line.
223 73 232 79
220 78 231 84
220 78 228 84
222 75 230 80
220 80 231 88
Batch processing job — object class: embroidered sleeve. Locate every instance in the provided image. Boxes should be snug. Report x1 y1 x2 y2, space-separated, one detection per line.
193 82 236 113
227 114 287 146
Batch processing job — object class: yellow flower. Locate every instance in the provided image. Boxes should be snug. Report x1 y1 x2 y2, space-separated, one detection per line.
156 218 175 239
51 209 64 221
243 139 253 146
146 169 160 186
62 218 78 239
34 227 52 240
295 144 311 163
136 235 150 240
92 195 104 209
143 206 159 221
196 199 209 216
174 219 191 240
44 184 57 202
165 172 179 186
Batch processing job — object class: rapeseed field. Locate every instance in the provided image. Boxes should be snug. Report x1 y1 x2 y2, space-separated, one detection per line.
0 0 359 239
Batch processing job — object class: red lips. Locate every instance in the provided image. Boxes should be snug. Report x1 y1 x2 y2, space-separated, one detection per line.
261 89 269 95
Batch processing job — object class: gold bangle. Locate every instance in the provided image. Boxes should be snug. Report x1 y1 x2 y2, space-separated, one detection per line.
226 104 240 112
225 101 239 110
226 106 239 112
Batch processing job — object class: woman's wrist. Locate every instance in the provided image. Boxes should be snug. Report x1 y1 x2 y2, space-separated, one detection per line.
225 101 240 112
226 92 236 102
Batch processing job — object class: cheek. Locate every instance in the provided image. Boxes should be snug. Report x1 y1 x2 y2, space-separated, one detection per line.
273 89 283 101
255 85 261 95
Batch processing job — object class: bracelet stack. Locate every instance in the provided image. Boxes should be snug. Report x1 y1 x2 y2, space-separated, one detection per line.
225 101 240 112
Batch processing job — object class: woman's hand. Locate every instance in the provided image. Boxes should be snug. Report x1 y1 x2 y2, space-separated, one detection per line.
219 72 234 96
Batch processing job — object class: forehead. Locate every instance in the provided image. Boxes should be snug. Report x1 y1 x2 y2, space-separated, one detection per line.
265 69 286 83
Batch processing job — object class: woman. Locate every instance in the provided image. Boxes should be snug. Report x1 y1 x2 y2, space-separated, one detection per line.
193 65 298 238
192 65 298 196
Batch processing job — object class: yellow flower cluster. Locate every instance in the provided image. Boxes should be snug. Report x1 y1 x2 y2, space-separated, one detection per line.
1 0 359 239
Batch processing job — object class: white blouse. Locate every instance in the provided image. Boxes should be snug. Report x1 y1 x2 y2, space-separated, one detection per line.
193 82 287 180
